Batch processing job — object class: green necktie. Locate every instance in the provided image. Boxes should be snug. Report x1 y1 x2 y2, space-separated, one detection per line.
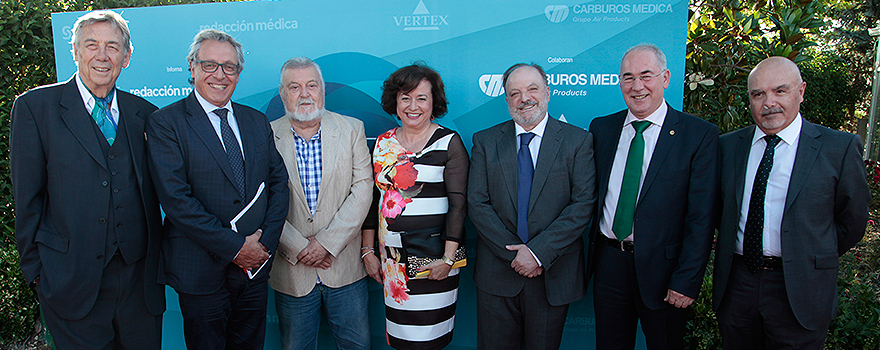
612 120 651 241
91 89 117 145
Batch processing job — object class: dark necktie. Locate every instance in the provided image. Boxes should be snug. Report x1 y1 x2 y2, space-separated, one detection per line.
612 120 651 241
743 134 781 273
215 108 245 198
517 132 536 243
91 89 117 145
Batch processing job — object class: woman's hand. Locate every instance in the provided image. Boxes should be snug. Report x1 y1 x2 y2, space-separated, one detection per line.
420 259 453 280
363 253 383 283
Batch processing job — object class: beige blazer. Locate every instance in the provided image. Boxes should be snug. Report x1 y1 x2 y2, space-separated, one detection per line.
268 111 372 297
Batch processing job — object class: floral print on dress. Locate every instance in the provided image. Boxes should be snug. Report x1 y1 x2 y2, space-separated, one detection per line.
374 129 427 305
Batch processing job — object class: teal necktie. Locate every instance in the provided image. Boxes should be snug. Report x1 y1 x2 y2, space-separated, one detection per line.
612 120 651 241
91 89 117 145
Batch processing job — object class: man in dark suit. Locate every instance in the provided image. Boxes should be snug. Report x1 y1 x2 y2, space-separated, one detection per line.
713 56 869 349
468 63 596 350
588 43 719 350
11 10 164 349
146 29 289 350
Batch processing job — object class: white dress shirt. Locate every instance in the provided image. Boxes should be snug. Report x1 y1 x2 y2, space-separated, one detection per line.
194 91 245 159
599 102 668 241
735 115 802 257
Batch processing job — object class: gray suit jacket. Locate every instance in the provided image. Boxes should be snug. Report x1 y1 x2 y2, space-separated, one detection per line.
713 120 869 330
268 111 372 297
468 117 595 306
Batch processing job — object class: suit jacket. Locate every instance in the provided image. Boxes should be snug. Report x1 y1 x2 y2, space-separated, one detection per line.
267 111 372 297
146 92 289 295
11 78 165 320
468 117 595 306
589 105 719 309
713 120 868 330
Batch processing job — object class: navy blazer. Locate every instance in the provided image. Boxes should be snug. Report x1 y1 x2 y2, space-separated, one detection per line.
11 78 165 320
713 120 869 330
146 92 289 295
468 117 595 306
589 105 719 309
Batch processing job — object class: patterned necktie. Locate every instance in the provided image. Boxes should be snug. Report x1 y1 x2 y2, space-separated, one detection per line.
743 134 781 273
612 120 651 241
517 132 536 243
91 89 117 145
215 108 246 198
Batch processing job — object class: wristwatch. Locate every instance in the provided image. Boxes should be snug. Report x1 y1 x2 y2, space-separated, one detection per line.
441 255 454 266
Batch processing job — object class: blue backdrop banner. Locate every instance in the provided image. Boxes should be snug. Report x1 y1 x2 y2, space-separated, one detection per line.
52 1 686 348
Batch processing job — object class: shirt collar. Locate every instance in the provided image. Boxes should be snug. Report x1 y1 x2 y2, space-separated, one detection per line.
75 73 118 115
751 114 802 146
194 90 233 117
625 101 667 129
514 112 549 138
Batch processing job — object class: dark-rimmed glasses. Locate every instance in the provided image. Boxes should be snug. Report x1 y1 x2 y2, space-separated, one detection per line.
194 59 241 75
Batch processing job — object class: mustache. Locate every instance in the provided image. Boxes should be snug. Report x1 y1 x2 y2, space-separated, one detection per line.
297 97 316 106
518 101 538 109
761 107 783 116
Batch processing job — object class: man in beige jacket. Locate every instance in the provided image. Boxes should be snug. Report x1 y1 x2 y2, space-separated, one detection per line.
268 57 373 350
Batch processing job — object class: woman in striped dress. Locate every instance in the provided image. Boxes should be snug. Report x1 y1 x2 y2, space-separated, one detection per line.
361 63 468 349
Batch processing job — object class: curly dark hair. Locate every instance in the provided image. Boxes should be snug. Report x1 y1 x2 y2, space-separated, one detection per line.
381 63 448 119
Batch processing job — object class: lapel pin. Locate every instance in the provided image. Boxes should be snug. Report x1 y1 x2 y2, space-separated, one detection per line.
669 130 675 136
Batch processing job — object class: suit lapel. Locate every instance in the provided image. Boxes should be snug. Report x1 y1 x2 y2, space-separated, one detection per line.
235 103 258 196
274 119 310 212
497 121 519 211
595 112 625 205
316 112 340 210
530 117 562 212
59 79 107 170
784 121 821 213
639 107 679 201
183 94 240 195
733 127 755 210
117 92 146 187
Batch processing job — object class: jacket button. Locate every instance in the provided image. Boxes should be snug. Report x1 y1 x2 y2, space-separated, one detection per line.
113 189 119 193
102 181 108 187
234 200 241 204
96 254 103 260
99 218 106 223
109 155 115 160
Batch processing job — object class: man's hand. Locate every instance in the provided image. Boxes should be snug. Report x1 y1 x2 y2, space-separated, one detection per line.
233 229 270 270
363 253 383 283
297 237 331 268
506 244 543 278
664 289 695 308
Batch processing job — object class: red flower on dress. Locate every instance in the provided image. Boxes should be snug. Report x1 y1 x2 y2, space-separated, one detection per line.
393 161 418 190
381 190 412 219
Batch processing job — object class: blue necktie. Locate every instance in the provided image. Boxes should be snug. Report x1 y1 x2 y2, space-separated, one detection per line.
215 108 246 198
90 89 117 145
743 135 781 273
517 132 536 243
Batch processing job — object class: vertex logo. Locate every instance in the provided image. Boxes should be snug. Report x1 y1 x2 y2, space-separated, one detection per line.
545 5 570 23
394 0 449 31
479 74 505 97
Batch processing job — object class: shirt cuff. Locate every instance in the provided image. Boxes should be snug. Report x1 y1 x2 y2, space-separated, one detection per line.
527 246 543 267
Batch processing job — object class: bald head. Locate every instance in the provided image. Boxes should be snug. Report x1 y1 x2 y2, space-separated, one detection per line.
747 56 806 135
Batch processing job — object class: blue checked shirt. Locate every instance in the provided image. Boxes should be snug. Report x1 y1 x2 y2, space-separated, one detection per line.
292 126 322 216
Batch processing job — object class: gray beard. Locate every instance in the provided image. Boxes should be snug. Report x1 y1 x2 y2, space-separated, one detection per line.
287 107 324 122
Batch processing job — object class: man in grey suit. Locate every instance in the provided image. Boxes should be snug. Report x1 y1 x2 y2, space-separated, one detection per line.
11 10 164 349
468 63 596 350
713 56 869 349
268 57 373 350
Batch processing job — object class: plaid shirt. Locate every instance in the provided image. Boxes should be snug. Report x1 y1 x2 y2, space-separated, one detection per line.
292 126 322 216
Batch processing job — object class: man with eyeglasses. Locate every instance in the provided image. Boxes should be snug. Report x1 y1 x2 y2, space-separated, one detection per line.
146 28 289 349
587 43 719 349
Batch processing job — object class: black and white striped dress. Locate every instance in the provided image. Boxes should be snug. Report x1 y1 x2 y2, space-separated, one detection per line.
373 127 468 350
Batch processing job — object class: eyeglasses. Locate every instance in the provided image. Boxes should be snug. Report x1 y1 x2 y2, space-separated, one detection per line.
195 59 241 75
621 70 666 85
